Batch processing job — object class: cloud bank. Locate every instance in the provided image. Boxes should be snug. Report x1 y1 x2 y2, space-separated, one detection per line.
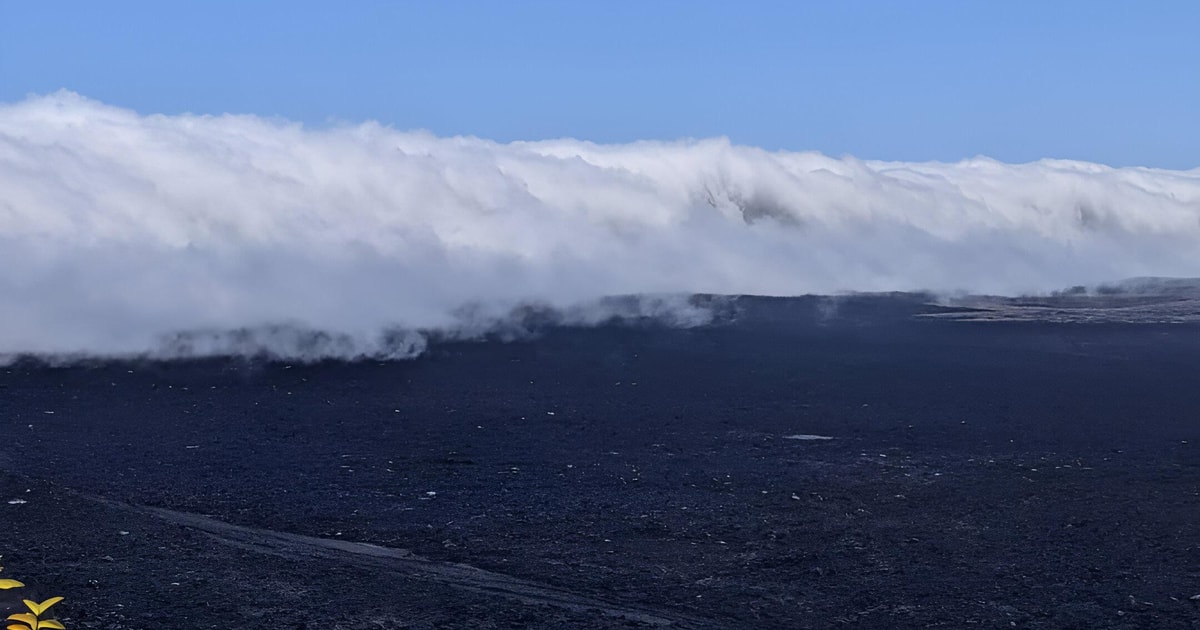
1 92 1199 359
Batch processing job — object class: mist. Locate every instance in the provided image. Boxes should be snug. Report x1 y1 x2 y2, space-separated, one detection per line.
2 92 1198 359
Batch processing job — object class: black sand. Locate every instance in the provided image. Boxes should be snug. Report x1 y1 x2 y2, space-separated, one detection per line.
2 295 1199 628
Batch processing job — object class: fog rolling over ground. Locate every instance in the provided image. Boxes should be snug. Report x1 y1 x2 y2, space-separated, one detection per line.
2 92 1199 359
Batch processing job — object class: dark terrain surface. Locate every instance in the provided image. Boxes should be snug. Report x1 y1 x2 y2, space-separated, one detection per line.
2 294 1199 629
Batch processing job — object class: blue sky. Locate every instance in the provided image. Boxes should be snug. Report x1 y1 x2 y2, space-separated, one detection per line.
2 1 1196 168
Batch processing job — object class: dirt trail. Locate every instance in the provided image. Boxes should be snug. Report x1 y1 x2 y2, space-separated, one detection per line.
96 498 719 629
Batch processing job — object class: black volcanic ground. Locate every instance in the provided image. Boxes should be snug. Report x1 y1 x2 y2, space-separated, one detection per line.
2 293 1199 629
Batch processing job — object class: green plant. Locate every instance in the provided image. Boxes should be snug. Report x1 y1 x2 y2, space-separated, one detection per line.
0 563 66 630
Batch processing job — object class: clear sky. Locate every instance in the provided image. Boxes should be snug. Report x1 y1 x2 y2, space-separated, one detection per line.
1 1 1197 168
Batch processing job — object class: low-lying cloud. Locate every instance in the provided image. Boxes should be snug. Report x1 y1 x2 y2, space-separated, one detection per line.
1 92 1198 359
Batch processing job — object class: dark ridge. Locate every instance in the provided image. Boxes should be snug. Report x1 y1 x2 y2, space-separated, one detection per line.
3 289 1200 627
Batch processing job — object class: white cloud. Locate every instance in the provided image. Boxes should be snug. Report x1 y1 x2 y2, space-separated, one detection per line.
1 91 1198 359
